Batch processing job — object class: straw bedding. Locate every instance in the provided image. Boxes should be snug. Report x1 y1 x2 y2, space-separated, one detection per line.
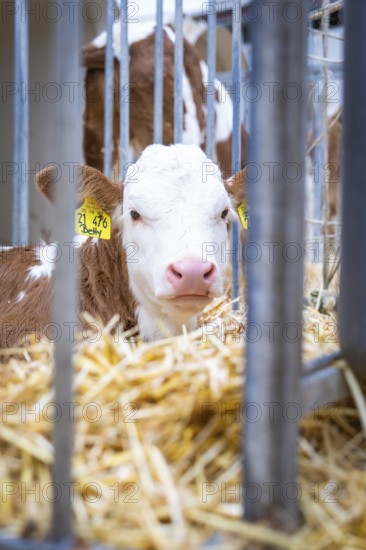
0 265 365 550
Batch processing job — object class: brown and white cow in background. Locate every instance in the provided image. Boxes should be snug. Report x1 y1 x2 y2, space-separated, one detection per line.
82 20 248 178
0 144 246 348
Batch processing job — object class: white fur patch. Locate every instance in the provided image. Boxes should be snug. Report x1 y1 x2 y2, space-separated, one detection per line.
73 234 98 247
27 243 57 281
16 291 26 303
200 60 233 142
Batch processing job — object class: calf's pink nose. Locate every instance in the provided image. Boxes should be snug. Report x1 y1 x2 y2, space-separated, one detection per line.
166 258 216 295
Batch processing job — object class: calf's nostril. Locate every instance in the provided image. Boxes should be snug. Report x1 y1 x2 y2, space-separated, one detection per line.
171 266 183 279
204 264 215 280
167 264 183 280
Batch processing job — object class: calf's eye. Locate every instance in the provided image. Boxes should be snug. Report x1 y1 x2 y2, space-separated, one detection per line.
130 210 141 221
221 208 229 219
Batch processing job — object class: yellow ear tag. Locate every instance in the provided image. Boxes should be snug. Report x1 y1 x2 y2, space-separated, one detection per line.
238 200 249 230
75 197 111 240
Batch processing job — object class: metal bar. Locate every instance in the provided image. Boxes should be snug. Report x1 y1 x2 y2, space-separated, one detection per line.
50 0 80 542
12 0 29 245
153 0 164 144
308 0 343 20
104 0 114 176
310 92 325 240
300 366 348 413
120 1 129 179
0 534 115 550
244 0 308 530
309 26 345 41
339 0 366 382
174 0 183 143
205 3 216 160
0 537 72 550
302 350 342 374
231 2 241 309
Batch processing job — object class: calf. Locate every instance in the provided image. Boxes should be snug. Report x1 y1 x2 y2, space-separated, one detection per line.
82 23 248 178
0 144 246 347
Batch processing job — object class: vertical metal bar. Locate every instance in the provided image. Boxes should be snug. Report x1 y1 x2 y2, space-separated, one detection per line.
339 0 366 382
104 0 114 176
120 0 129 179
50 0 79 542
244 0 307 529
231 2 241 310
174 0 183 143
205 3 216 160
311 89 324 239
154 0 164 144
13 0 29 245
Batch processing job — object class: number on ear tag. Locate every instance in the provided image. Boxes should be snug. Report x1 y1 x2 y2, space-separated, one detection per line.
75 197 111 240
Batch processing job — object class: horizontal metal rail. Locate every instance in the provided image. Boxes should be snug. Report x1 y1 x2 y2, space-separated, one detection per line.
302 350 343 374
300 366 348 413
0 535 114 550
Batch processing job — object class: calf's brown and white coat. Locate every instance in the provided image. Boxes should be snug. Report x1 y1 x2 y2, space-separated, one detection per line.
82 23 248 178
0 144 246 348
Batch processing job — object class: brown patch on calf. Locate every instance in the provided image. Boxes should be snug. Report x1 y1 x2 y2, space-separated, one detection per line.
78 227 136 333
83 61 121 173
0 246 52 348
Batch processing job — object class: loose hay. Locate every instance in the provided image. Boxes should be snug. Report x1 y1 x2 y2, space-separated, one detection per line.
0 265 365 550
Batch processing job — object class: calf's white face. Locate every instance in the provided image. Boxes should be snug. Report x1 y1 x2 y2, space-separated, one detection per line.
120 144 235 340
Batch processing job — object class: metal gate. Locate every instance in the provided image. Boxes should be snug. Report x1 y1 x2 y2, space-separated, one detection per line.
2 0 365 548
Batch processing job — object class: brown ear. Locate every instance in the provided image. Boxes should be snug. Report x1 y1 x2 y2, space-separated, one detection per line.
35 165 123 215
224 167 247 208
35 166 57 203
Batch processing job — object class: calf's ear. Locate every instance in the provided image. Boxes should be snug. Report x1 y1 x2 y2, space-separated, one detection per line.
35 165 123 215
223 167 247 208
